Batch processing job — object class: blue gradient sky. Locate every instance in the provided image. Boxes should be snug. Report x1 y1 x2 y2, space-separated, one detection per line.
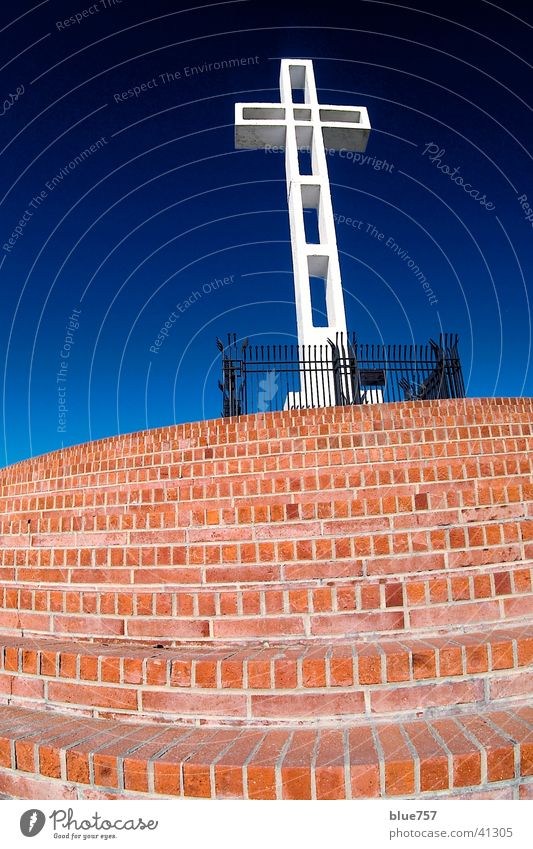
1 0 532 465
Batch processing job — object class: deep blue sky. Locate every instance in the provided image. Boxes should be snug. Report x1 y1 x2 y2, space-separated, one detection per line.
1 0 532 465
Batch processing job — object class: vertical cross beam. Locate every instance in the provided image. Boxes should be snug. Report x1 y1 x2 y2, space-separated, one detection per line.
235 59 371 406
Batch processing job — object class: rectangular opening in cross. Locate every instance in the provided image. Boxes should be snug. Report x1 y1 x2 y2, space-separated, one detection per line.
307 255 330 328
319 108 361 124
294 108 311 121
297 147 312 175
303 208 320 244
289 64 307 103
309 275 328 327
301 184 322 244
242 106 286 120
295 126 317 176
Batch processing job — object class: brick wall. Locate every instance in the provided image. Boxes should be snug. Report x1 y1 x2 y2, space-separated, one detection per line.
0 397 531 799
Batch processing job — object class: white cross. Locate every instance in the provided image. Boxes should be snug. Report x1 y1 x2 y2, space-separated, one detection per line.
235 60 371 345
235 59 371 406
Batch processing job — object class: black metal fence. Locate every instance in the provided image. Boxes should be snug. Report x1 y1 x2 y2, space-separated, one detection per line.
218 332 465 417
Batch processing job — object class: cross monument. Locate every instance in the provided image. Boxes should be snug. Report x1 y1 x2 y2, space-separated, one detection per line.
235 59 371 405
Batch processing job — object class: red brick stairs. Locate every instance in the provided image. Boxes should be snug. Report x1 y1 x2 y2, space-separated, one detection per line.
0 397 532 799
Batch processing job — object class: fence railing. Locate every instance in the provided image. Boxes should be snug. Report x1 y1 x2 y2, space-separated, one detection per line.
218 332 465 417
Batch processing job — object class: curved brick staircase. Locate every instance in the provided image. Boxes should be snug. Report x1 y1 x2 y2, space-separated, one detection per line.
0 397 532 800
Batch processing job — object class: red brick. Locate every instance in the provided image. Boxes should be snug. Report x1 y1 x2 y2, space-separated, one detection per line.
431 719 482 788
315 730 345 799
377 725 415 795
252 691 364 719
214 730 265 798
281 731 315 799
371 680 482 714
404 721 449 792
247 731 290 800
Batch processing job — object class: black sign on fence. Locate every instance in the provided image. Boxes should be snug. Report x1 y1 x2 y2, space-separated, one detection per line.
218 333 465 417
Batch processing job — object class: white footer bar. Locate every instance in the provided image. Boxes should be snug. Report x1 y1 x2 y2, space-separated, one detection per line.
3 798 532 849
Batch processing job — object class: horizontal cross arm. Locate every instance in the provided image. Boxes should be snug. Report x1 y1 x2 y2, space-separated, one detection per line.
235 102 371 151
235 103 286 148
319 105 371 152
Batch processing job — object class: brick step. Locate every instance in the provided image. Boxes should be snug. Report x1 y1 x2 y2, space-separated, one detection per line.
1 529 531 586
0 512 531 578
83 461 533 509
0 513 533 584
2 398 531 487
11 404 533 464
0 701 532 798
2 438 531 499
3 477 531 551
1 487 531 546
7 431 528 492
2 425 533 496
2 474 531 537
0 567 530 642
0 554 530 595
1 561 530 620
1 510 529 555
1 492 531 547
1 626 532 724
2 450 529 517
